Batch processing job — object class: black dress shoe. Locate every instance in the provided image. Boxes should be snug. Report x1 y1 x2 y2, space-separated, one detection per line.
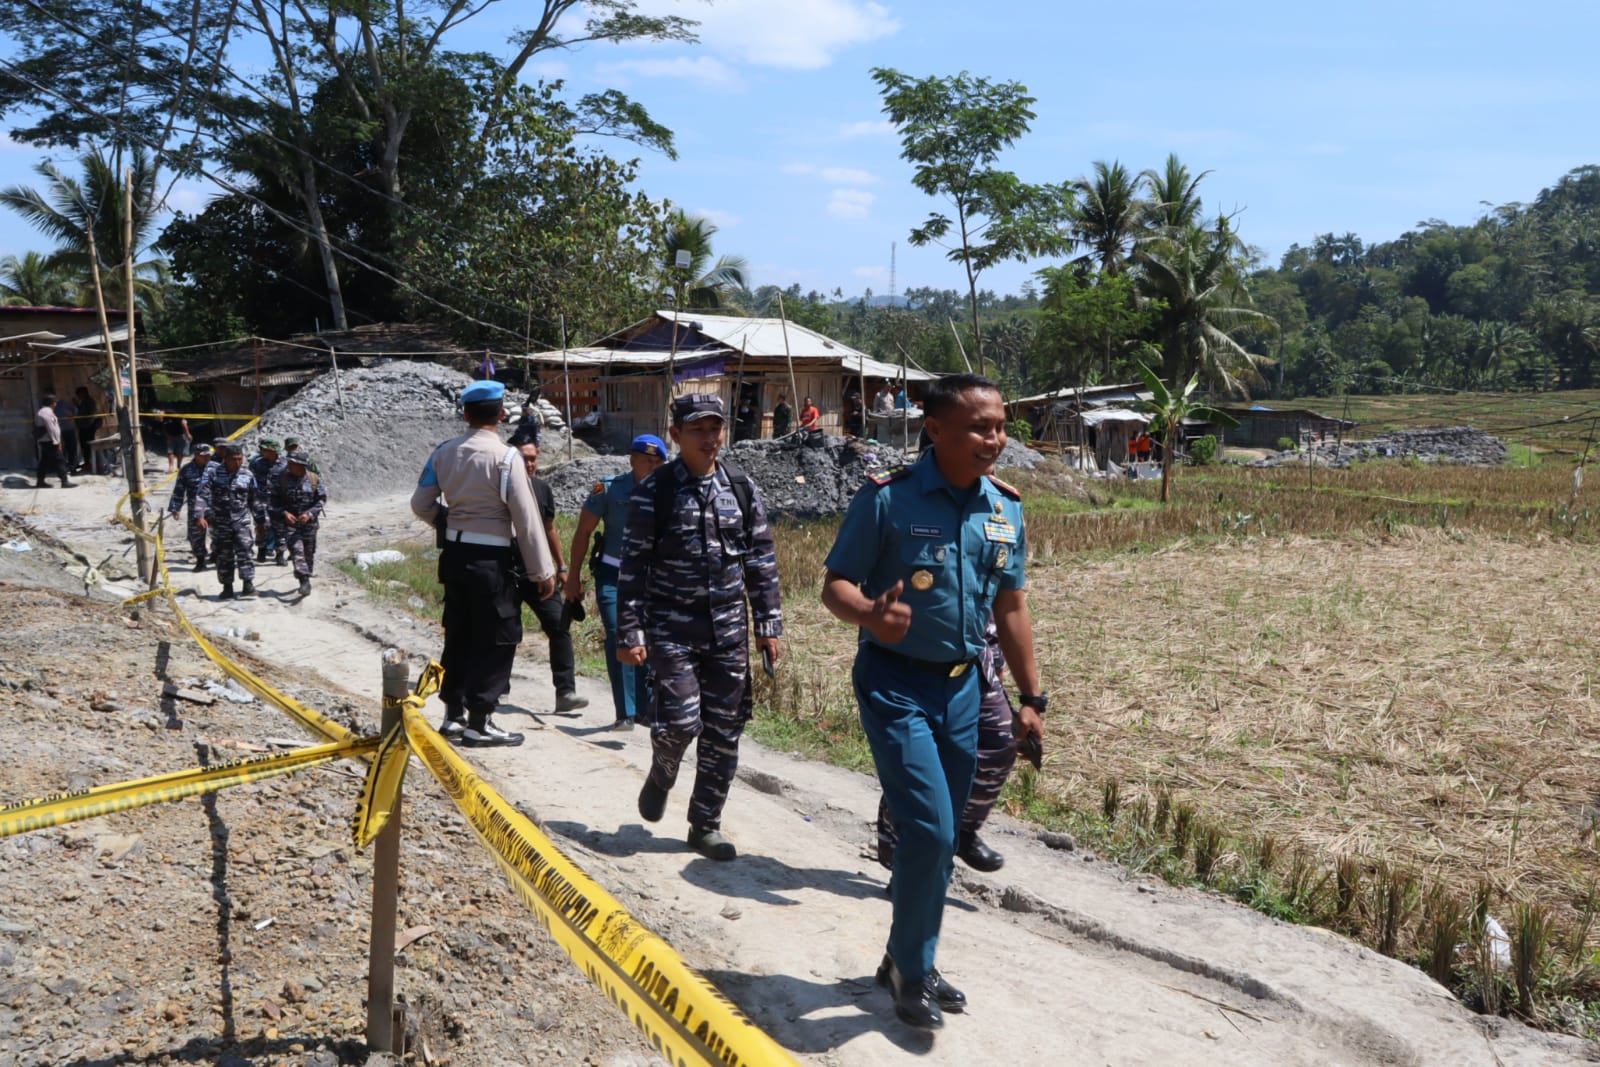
877 958 945 1030
957 831 1005 872
876 954 964 1015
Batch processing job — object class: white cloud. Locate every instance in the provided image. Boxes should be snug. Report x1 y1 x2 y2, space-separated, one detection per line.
826 188 874 220
163 182 214 216
783 163 877 186
695 207 742 228
839 119 895 139
633 0 898 70
853 265 887 282
596 56 741 89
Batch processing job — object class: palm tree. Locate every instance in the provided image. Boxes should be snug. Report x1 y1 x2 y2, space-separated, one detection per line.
0 251 76 306
1141 153 1211 233
662 210 749 310
1136 361 1238 503
1070 160 1146 277
0 146 169 311
1137 219 1274 395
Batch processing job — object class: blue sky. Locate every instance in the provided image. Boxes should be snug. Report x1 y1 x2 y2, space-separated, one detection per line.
2 0 1597 304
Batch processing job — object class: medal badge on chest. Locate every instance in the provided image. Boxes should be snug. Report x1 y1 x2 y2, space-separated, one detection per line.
911 570 935 591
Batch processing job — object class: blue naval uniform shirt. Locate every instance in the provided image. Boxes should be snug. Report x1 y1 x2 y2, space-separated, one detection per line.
825 451 1026 662
581 471 637 567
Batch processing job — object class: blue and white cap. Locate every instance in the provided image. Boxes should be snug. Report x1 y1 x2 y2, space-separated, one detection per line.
461 380 506 404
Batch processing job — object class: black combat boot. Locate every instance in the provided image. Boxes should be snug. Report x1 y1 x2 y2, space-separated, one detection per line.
274 550 286 566
255 545 267 563
219 582 235 600
240 580 257 599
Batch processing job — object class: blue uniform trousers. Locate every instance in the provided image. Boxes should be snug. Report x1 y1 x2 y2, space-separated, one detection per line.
594 563 650 723
854 644 980 983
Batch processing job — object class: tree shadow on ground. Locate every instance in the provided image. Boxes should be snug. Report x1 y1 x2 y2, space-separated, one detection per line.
700 968 936 1056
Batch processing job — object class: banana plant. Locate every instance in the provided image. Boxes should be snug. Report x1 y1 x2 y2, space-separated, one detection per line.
1137 361 1238 502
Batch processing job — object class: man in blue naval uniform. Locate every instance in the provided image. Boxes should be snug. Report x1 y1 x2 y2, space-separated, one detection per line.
565 433 667 728
617 393 783 862
822 373 1046 1032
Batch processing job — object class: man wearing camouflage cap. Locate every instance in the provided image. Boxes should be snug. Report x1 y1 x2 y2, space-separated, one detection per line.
250 437 287 564
167 442 215 570
617 393 783 861
274 450 326 596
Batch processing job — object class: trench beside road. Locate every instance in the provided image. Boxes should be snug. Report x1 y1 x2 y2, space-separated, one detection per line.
1 472 1591 1066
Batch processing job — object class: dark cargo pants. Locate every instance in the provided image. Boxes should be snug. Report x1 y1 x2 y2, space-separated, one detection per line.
438 542 522 718
212 515 256 585
644 639 752 832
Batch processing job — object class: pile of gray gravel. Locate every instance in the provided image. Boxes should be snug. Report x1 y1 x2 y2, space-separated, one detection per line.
249 361 592 501
1246 426 1508 469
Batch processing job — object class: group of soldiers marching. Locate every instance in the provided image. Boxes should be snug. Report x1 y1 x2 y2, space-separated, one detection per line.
167 434 326 599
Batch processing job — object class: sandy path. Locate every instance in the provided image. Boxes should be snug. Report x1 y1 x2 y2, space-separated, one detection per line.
3 470 1590 1066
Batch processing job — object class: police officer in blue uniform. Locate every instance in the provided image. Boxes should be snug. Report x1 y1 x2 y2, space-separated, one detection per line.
822 373 1046 1031
617 393 783 862
565 433 668 728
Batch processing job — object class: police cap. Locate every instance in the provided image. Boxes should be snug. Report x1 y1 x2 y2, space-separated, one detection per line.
461 380 506 404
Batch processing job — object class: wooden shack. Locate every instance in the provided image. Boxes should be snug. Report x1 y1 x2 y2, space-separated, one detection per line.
521 312 938 450
0 306 132 470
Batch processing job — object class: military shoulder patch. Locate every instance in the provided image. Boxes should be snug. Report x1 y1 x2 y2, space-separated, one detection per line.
988 475 1022 501
868 466 911 487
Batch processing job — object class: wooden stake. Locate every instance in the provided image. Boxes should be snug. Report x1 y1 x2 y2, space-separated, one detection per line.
366 650 409 1052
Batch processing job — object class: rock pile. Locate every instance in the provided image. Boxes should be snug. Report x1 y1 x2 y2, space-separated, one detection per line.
1247 426 1508 469
250 362 592 500
540 435 1057 519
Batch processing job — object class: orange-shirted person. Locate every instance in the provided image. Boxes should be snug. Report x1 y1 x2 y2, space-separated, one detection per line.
1136 432 1153 462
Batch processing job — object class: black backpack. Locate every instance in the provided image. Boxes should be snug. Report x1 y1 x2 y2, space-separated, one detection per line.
653 459 755 543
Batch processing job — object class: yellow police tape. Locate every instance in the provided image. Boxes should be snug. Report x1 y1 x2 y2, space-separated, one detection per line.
397 672 801 1067
352 719 410 848
113 415 357 747
0 735 378 839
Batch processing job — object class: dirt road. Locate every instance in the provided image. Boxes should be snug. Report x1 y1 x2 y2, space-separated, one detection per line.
2 471 1592 1066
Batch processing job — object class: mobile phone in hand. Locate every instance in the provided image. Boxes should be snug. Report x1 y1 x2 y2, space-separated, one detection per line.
761 646 776 678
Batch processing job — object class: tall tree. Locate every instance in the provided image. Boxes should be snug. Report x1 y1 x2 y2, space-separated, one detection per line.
0 147 168 311
662 211 750 311
1138 219 1272 394
871 67 1071 373
1141 153 1211 233
1070 160 1146 277
0 252 76 306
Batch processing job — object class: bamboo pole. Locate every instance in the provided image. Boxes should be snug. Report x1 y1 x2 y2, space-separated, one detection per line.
560 315 573 462
775 294 801 436
123 169 154 585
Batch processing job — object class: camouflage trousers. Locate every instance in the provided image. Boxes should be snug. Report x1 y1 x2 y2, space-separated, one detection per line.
183 512 206 560
645 639 752 832
211 515 256 585
283 519 318 578
876 676 1017 869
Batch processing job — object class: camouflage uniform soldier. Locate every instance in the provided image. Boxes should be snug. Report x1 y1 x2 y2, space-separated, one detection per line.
196 443 259 599
167 443 215 570
249 437 287 564
273 450 326 597
618 393 783 862
876 619 1016 876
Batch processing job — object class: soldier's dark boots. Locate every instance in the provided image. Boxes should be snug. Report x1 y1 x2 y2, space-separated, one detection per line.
879 960 946 1030
219 582 235 600
240 580 257 599
637 779 668 823
460 717 523 748
255 546 267 562
876 954 964 1015
687 827 737 861
60 480 76 489
274 551 286 566
957 831 1005 873
193 555 208 572
298 576 311 596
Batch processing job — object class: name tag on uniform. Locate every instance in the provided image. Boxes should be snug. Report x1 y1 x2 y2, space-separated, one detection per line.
910 524 944 538
983 520 1017 544
716 494 739 510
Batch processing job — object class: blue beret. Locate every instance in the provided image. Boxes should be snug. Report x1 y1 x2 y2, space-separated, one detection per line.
461 380 506 404
631 434 666 458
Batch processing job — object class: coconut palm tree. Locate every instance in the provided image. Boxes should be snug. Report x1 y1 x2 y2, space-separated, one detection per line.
1137 220 1274 396
1141 153 1211 233
0 251 76 306
1069 160 1146 277
661 210 749 310
0 146 169 311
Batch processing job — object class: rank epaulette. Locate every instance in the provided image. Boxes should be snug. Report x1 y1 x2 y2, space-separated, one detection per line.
988 475 1022 501
868 466 911 487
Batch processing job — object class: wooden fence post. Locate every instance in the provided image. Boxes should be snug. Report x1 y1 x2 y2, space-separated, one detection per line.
367 650 409 1052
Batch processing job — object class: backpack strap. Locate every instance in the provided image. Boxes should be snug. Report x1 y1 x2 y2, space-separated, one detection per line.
718 460 755 537
651 460 756 540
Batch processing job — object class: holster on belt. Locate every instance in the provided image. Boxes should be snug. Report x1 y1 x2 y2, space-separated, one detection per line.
433 505 450 550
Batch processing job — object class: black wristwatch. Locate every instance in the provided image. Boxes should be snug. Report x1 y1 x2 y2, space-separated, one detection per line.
1019 692 1049 714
